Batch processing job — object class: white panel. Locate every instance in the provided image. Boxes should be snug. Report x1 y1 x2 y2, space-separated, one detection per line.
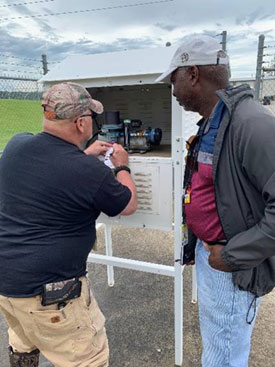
97 157 173 230
181 110 200 143
42 75 166 88
39 46 177 83
171 90 200 159
94 86 199 231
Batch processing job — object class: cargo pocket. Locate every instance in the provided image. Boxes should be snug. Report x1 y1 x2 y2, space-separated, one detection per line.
74 297 108 363
29 300 78 342
78 278 106 340
81 297 106 347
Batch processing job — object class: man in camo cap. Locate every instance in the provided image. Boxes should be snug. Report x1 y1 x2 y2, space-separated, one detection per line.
42 81 104 120
0 82 137 366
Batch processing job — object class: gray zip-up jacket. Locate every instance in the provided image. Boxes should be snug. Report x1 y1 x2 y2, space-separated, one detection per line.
213 84 275 297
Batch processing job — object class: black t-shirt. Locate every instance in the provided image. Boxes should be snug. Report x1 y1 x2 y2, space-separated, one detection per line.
0 132 131 297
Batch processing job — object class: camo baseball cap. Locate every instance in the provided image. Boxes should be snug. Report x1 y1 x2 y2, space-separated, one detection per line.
42 82 104 120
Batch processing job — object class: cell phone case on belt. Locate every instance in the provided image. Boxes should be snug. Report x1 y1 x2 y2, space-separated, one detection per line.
41 278 82 306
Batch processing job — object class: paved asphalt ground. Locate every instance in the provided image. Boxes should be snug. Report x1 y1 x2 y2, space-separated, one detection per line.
1 225 275 366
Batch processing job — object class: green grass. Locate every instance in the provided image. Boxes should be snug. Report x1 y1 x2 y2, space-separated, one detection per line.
0 99 43 151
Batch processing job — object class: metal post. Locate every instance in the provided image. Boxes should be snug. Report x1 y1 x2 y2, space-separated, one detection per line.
172 92 184 366
255 34 265 100
221 31 227 52
41 54 49 75
105 224 115 287
174 135 184 366
191 265 197 304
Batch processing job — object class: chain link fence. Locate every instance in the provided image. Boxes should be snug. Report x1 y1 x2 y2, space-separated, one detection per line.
260 75 275 115
0 76 44 152
255 34 275 115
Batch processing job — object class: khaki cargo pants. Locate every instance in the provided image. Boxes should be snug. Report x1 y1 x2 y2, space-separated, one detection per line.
0 277 109 367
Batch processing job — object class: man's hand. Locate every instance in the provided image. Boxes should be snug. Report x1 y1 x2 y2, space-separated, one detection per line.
84 140 113 157
203 242 232 272
110 143 129 167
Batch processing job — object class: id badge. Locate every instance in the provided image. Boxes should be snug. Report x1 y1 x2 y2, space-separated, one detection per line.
179 238 188 266
184 188 191 204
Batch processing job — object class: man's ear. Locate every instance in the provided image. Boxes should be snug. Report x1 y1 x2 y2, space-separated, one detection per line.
189 66 200 86
74 117 85 133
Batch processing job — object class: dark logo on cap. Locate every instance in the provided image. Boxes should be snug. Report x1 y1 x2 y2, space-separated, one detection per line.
181 53 189 63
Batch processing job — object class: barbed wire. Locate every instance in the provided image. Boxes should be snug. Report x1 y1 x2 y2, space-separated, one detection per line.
0 53 60 65
0 68 42 75
0 0 174 21
0 53 41 62
0 0 54 8
0 61 41 69
0 74 39 81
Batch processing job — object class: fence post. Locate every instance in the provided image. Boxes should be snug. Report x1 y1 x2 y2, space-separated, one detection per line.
255 34 265 100
41 54 49 75
221 30 227 52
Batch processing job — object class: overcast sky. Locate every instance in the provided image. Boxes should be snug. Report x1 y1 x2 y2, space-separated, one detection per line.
1 0 275 79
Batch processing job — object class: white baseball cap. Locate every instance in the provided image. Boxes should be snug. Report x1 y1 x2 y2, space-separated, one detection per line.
156 35 229 83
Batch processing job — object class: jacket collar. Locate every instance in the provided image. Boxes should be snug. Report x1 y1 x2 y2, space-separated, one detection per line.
212 84 254 183
216 84 254 115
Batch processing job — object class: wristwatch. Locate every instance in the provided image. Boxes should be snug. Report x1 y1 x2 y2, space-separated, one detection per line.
114 165 131 176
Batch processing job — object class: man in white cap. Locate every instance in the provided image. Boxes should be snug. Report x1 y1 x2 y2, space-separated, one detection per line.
157 35 275 366
0 82 137 367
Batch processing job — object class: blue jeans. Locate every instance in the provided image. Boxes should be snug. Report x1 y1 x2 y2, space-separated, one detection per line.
195 241 261 367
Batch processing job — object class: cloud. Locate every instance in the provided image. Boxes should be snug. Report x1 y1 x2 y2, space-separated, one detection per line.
260 14 272 21
6 3 33 17
0 21 159 67
228 32 250 42
246 7 264 25
1 0 275 79
235 15 245 26
45 36 158 62
264 31 275 40
155 22 179 31
2 3 59 42
235 6 268 26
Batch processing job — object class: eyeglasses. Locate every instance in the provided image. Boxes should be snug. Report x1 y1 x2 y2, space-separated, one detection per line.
80 113 92 118
80 114 92 118
75 111 97 123
80 111 98 119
